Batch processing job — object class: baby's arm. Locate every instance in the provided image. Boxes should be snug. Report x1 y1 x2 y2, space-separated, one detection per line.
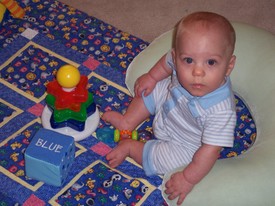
134 54 172 97
165 144 221 205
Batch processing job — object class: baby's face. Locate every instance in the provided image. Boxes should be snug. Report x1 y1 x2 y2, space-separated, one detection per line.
173 25 235 97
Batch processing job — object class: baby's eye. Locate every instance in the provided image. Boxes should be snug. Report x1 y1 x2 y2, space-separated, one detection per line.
207 59 216 66
184 57 193 64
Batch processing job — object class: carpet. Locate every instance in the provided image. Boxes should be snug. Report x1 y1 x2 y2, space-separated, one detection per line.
0 0 149 79
0 0 165 205
0 27 164 206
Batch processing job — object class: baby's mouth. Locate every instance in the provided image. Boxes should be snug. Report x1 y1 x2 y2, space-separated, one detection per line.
192 83 204 89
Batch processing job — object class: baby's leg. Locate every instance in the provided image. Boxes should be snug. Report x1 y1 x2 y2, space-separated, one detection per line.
106 139 145 168
101 111 124 129
102 95 150 131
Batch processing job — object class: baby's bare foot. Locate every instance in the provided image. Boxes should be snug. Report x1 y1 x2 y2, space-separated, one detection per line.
102 111 127 130
106 140 131 168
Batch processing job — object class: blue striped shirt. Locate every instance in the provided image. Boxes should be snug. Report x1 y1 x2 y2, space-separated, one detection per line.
142 51 236 176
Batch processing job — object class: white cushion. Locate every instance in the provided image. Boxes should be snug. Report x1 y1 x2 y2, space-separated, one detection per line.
126 22 275 205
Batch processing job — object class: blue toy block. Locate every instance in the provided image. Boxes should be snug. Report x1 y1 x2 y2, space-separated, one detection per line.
25 128 75 186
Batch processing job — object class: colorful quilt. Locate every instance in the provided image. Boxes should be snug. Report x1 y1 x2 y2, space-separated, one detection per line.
0 1 162 205
0 0 256 205
0 0 148 83
0 29 163 205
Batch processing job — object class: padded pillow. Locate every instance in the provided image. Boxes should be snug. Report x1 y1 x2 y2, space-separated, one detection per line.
126 22 275 205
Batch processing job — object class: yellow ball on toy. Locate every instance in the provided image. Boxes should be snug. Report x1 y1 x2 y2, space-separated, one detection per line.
56 65 80 88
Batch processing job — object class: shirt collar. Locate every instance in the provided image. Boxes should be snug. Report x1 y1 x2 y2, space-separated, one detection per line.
174 77 232 117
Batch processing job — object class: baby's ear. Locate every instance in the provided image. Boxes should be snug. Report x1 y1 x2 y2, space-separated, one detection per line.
171 48 176 64
226 55 236 76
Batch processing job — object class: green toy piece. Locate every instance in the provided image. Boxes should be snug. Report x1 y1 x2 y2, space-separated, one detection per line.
114 129 139 142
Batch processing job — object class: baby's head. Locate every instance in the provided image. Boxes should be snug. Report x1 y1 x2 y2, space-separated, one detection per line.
172 12 236 97
175 11 236 56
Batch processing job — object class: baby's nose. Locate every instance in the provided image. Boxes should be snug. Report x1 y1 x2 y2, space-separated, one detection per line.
192 65 205 76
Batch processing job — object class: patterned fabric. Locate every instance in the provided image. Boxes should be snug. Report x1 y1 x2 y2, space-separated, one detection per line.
220 95 257 158
54 161 153 206
0 0 149 84
0 101 14 123
0 31 163 205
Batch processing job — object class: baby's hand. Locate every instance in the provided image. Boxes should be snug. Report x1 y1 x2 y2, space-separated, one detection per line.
164 171 195 205
134 73 157 97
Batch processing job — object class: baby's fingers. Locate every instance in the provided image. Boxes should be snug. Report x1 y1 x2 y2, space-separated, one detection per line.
134 87 142 97
164 184 176 197
143 87 154 96
134 84 140 96
167 192 178 200
136 85 148 97
176 193 186 205
165 189 186 206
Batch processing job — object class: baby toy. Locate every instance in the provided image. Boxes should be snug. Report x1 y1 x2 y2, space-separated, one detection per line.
114 129 152 143
0 3 6 23
41 64 100 141
96 127 153 143
25 128 75 186
96 126 115 144
0 0 25 19
114 129 138 142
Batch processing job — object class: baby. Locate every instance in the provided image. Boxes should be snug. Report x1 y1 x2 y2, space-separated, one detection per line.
102 11 236 205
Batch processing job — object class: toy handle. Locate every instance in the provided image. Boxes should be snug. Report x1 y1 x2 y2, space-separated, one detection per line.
1 0 25 19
